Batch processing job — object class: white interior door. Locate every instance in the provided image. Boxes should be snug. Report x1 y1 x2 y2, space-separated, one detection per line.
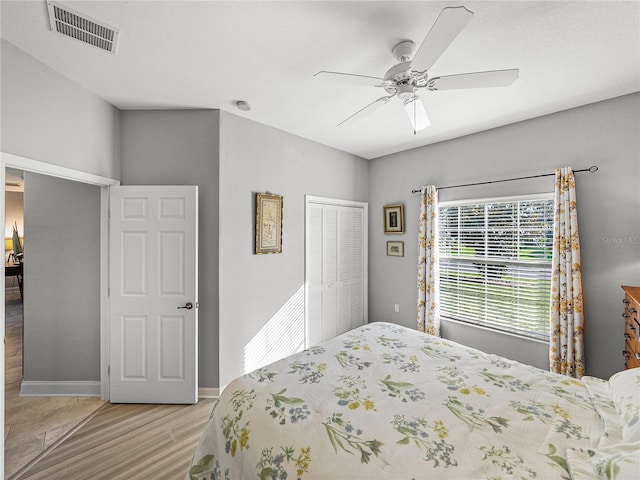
306 196 367 347
109 185 198 404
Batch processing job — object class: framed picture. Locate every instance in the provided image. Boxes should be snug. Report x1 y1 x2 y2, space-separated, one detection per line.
387 241 404 257
255 193 283 254
383 203 404 234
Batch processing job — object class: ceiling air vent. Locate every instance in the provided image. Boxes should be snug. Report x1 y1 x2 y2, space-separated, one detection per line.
46 1 120 54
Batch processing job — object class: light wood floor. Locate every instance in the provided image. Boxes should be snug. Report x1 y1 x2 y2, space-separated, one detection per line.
18 399 216 479
5 289 217 479
4 289 106 478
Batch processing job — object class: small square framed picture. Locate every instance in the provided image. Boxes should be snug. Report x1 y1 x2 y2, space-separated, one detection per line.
387 241 404 257
383 203 404 234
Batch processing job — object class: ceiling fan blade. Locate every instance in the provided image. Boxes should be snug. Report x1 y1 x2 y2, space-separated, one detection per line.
404 96 430 133
337 96 392 127
314 70 383 87
427 69 520 90
411 6 474 73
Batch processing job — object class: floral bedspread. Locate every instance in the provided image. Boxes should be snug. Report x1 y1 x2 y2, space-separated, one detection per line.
188 322 602 479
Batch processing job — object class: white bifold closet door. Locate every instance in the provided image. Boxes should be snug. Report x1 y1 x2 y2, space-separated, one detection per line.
305 196 368 347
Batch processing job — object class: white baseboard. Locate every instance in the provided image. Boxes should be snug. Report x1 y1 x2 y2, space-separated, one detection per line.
198 387 220 399
20 382 218 399
20 381 101 397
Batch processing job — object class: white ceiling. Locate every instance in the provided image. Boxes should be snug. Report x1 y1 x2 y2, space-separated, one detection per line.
2 1 639 159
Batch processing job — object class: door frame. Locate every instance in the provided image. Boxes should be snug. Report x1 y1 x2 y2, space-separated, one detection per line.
1 152 119 400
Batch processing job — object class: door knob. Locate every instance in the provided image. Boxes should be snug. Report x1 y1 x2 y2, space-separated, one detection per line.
177 302 193 310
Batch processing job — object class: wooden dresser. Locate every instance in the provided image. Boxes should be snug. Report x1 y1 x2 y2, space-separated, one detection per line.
622 285 640 370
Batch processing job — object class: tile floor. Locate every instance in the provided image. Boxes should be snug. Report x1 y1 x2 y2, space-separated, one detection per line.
4 289 105 478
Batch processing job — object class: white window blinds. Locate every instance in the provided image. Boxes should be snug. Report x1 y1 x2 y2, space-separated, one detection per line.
438 195 554 340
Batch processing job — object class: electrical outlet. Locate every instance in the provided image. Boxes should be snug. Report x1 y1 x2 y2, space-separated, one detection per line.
394 304 400 313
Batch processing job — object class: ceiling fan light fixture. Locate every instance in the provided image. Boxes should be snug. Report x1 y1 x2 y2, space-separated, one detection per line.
404 96 430 132
397 84 414 100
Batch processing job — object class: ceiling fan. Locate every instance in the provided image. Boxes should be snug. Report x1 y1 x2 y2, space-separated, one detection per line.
314 6 519 134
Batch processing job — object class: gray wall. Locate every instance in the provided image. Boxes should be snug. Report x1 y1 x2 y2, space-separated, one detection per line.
1 39 121 179
218 111 369 387
1 40 121 385
23 172 101 381
121 110 220 388
369 93 640 379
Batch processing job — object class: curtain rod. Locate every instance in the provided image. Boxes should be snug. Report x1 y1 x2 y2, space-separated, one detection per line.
411 165 598 194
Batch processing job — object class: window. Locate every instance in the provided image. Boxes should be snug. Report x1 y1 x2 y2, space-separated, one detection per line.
438 195 554 340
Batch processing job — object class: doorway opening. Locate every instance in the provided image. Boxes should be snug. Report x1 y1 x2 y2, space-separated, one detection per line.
3 166 111 476
5 167 24 389
1 152 118 400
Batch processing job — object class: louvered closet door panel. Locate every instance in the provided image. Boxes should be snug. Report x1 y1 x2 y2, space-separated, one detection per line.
322 206 338 341
307 205 324 347
350 207 365 331
336 207 353 336
306 198 367 347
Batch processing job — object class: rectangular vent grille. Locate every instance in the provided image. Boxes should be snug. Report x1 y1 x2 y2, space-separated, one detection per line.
47 1 120 53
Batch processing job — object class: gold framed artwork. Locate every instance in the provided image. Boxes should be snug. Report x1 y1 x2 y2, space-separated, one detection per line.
255 193 283 254
387 241 404 257
383 203 404 234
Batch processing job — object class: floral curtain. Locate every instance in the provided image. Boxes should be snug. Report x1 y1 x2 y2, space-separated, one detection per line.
550 167 585 378
417 186 440 336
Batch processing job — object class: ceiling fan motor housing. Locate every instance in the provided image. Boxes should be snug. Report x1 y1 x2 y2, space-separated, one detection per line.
384 61 412 82
383 61 429 96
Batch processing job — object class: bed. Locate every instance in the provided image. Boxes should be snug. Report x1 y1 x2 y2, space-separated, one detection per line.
188 322 640 479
